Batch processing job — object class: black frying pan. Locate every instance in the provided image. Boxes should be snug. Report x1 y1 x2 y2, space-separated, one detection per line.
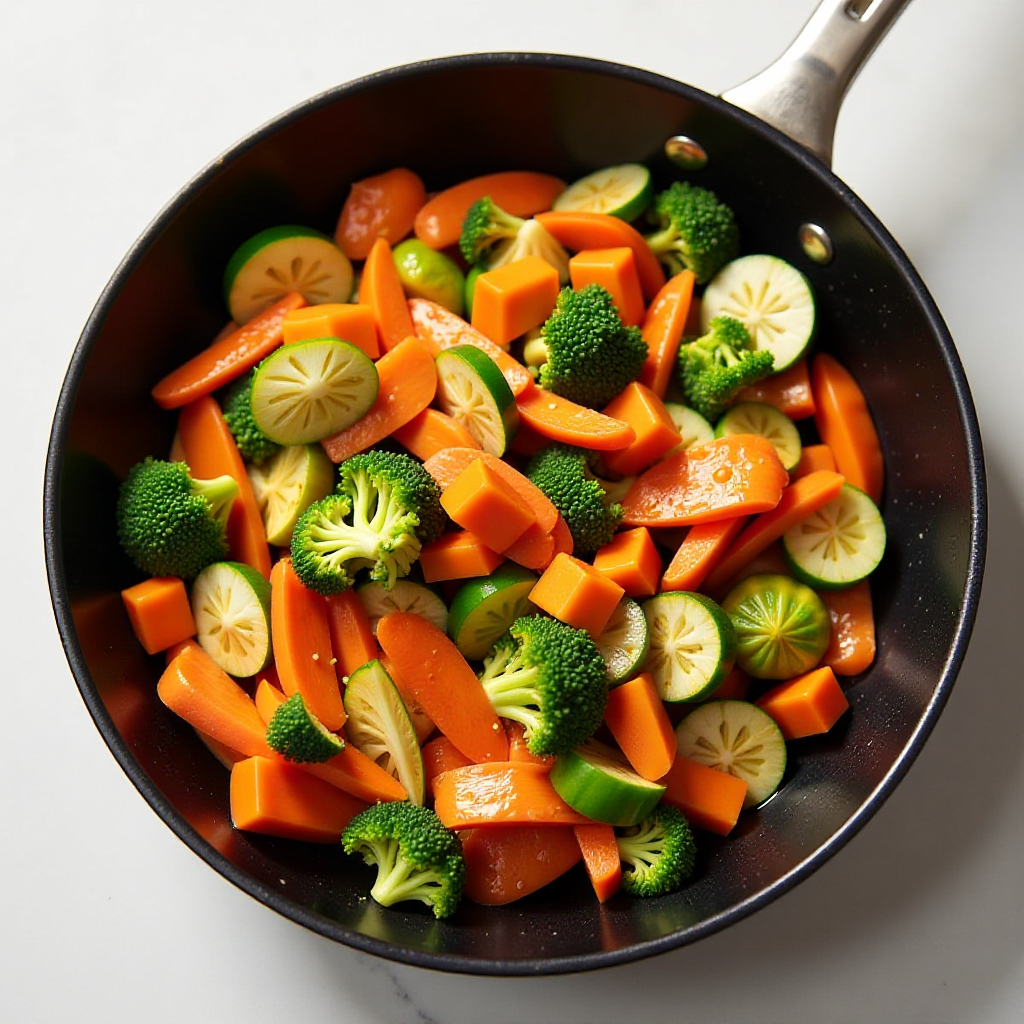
43 0 986 974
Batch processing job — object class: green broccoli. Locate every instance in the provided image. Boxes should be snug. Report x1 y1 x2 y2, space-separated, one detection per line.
460 197 569 282
290 450 444 595
527 443 624 556
477 616 608 757
342 802 465 919
265 693 344 763
643 181 740 284
116 457 238 579
616 804 697 898
527 284 647 408
676 315 775 422
222 371 281 465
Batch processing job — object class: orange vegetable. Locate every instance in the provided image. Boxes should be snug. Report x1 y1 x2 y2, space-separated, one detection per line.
703 470 845 593
269 558 346 731
195 729 246 770
414 171 566 249
508 418 551 457
281 302 379 358
462 825 583 905
151 293 306 409
639 270 695 397
502 521 557 571
620 435 789 528
433 762 591 828
568 247 644 326
320 336 436 463
504 720 554 768
592 527 662 598
121 576 195 655
325 590 379 681
335 167 426 260
230 755 367 843
713 665 751 701
360 237 416 353
471 256 560 347
660 516 747 593
423 735 474 796
821 581 876 676
165 637 202 665
551 514 574 557
659 755 748 835
792 443 837 480
376 612 508 763
376 652 436 745
391 407 480 461
440 457 537 552
176 395 271 578
811 353 884 502
516 381 636 452
574 824 622 903
529 552 624 636
756 665 849 740
254 675 287 725
603 672 677 782
535 210 666 300
600 381 681 476
419 530 505 583
737 358 816 420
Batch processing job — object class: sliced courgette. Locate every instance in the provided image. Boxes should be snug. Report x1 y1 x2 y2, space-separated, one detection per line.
393 239 465 316
715 401 802 471
664 402 714 455
434 345 518 456
552 164 653 222
356 578 448 636
247 442 336 546
595 596 650 684
265 692 345 763
447 563 537 660
190 561 272 677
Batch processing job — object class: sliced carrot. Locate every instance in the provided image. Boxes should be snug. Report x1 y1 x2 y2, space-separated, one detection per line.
756 665 849 740
660 516 747 593
376 612 508 763
600 381 681 476
603 672 677 782
414 171 566 249
592 527 662 598
639 270 695 397
325 590 379 681
821 581 876 676
281 302 379 358
320 336 436 463
335 167 426 260
361 237 416 353
811 353 884 502
568 247 644 326
423 735 474 796
529 552 624 636
535 210 666 300
165 637 202 665
703 470 845 593
658 755 748 835
502 521 557 571
516 381 636 452
121 577 195 655
620 435 789 528
737 358 816 420
176 395 271 578
195 729 246 770
462 825 583 905
471 256 560 347
152 293 305 409
433 762 591 828
391 407 481 461
550 513 574 557
377 652 436 746
713 665 751 701
269 558 346 731
254 675 287 725
440 457 537 552
574 823 622 903
792 443 837 480
504 720 555 767
419 530 505 583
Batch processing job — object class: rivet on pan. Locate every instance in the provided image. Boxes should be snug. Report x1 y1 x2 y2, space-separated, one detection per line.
664 136 708 171
799 223 834 265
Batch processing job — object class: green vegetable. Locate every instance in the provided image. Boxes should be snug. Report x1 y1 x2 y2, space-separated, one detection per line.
342 802 465 919
552 163 653 222
463 264 484 319
477 616 608 757
676 314 775 423
663 402 714 454
222 371 281 465
643 181 739 284
447 563 537 660
290 450 444 595
392 239 465 315
246 442 336 547
434 345 519 456
265 692 345 763
459 196 569 282
716 401 802 471
357 577 448 636
594 596 650 684
191 561 273 677
116 457 238 580
616 804 697 897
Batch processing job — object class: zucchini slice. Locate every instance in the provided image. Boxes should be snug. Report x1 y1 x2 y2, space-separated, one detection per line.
715 401 802 471
664 402 714 454
552 164 653 222
356 578 448 636
247 442 336 546
190 561 272 677
447 563 537 660
434 345 518 456
595 596 650 684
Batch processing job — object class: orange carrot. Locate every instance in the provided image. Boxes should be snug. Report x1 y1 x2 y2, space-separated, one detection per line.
440 457 537 552
712 665 751 701
574 823 622 903
471 256 560 347
376 612 508 763
269 558 346 731
792 443 837 480
419 530 505 583
320 336 436 463
281 302 379 359
121 577 195 655
535 210 666 300
361 237 416 353
516 382 636 451
550 513 574 557
254 675 287 725
821 581 876 676
152 293 306 409
504 720 554 767
414 171 566 249
812 353 884 502
660 516 747 593
195 729 247 770
592 527 662 598
568 247 645 326
756 665 849 740
620 435 789 528
423 735 474 796
508 418 551 457
603 672 677 782
433 762 591 828
325 590 379 681
600 381 681 476
659 755 748 835
703 470 845 593
639 270 695 397
335 167 426 260
529 553 624 636
391 407 481 461
165 637 202 665
462 825 583 905
176 395 272 578
377 653 436 745
502 521 557 571
737 358 816 420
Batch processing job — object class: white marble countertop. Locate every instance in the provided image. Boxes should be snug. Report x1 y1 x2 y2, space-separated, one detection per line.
5 1 1024 1020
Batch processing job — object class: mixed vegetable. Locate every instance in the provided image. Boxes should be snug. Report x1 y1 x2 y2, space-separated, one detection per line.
117 161 885 919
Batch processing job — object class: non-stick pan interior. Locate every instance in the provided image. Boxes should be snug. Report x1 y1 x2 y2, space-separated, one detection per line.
46 55 984 974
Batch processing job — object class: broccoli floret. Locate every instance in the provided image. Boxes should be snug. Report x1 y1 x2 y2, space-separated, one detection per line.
265 693 345 763
616 804 697 898
460 197 570 283
290 450 444 595
222 371 281 465
530 284 647 408
527 443 624 556
643 181 740 284
342 802 465 919
116 457 238 579
477 616 608 757
676 315 775 422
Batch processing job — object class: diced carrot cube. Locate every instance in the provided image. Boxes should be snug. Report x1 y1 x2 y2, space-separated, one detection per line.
440 458 536 552
121 576 196 655
755 665 849 740
600 382 682 477
791 443 837 480
419 530 506 582
529 552 624 635
281 303 379 358
659 755 748 835
603 672 677 781
568 247 645 326
592 527 662 597
471 255 560 346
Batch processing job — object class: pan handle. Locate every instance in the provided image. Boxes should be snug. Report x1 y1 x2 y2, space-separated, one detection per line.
721 0 911 167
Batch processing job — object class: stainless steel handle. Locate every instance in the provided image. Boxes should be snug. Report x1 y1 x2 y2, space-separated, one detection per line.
721 0 912 167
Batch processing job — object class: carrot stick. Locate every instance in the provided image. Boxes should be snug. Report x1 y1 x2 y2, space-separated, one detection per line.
620 435 789 528
360 237 416 353
176 395 271 578
414 171 566 249
703 470 845 592
639 270 695 397
502 522 557 571
516 382 636 451
440 458 537 551
791 443 837 480
391 407 481 461
755 665 849 740
574 823 622 903
660 516 747 593
152 293 306 409
335 167 426 260
462 825 582 905
320 336 436 463
659 755 748 835
325 590 379 681
602 672 677 782
737 358 816 420
423 735 474 796
550 513 574 557
376 612 508 763
821 580 876 676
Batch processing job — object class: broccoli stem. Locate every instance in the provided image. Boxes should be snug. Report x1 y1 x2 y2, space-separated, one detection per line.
368 839 444 908
479 648 543 737
190 474 239 527
617 820 667 872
